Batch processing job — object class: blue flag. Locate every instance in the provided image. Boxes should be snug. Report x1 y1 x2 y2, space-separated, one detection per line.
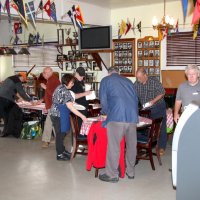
50 2 57 22
25 1 36 29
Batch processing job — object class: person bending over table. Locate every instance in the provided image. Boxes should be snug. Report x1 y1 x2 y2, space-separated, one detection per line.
134 67 167 156
174 64 200 123
0 74 36 137
99 66 138 183
50 74 87 161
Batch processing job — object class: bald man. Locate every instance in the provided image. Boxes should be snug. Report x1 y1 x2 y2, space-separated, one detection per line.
41 67 60 148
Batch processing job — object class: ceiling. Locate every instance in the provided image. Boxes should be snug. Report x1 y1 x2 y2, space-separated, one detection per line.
77 0 178 9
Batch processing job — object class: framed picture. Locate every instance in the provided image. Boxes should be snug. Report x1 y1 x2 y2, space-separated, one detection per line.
138 60 143 67
144 60 149 66
155 50 160 57
128 50 132 57
144 50 149 57
128 58 132 64
154 41 160 48
123 51 128 57
149 60 154 66
118 43 123 49
143 41 149 48
149 50 154 57
149 68 154 75
127 43 132 49
138 50 143 57
138 42 143 48
57 29 64 45
155 68 160 74
144 68 148 75
123 43 128 49
114 43 119 50
155 59 160 66
149 41 154 48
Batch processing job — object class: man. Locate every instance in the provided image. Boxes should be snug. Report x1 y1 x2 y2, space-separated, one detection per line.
134 67 167 156
99 66 138 183
71 67 91 130
0 74 32 137
40 67 60 148
174 64 200 123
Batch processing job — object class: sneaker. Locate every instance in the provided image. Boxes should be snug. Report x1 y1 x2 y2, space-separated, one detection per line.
99 173 119 183
57 153 70 161
126 172 135 179
42 142 49 148
63 150 72 159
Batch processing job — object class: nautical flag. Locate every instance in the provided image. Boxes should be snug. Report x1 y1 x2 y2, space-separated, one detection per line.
192 0 200 24
175 19 179 33
36 0 43 18
137 21 141 33
4 0 11 23
193 23 198 39
72 5 82 29
125 18 132 35
119 20 127 37
67 10 76 30
182 0 188 22
12 0 27 26
131 18 136 35
50 2 57 22
75 5 85 25
25 1 36 29
43 0 50 17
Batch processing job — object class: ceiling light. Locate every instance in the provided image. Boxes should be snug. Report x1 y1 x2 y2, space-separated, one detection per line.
18 47 30 55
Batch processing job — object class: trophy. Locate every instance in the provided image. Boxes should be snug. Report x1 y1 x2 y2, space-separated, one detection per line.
72 31 78 45
65 28 72 45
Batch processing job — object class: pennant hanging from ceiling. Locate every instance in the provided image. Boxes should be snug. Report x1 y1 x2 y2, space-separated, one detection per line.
137 21 141 36
4 0 11 23
193 23 198 39
36 0 43 19
182 0 188 22
50 2 57 22
12 0 27 26
25 1 36 29
131 18 136 35
119 19 127 37
43 0 50 17
67 10 76 31
72 5 82 29
117 23 121 39
175 19 179 33
125 18 132 35
75 5 85 25
192 0 200 24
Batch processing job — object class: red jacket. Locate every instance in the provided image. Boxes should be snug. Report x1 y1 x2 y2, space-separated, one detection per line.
86 121 125 178
44 74 60 109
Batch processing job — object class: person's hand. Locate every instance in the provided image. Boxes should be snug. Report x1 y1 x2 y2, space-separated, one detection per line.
82 116 88 123
40 83 46 90
36 100 43 105
174 113 180 124
85 91 92 96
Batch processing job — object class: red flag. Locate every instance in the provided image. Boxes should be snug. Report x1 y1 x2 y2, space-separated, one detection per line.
192 0 200 24
14 22 20 34
125 18 132 35
75 5 84 25
43 0 50 17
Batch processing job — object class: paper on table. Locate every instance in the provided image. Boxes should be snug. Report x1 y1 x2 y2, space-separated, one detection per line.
86 90 96 100
85 83 92 91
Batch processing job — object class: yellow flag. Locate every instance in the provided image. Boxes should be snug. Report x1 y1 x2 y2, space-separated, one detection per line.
119 20 127 37
158 29 163 41
193 23 198 40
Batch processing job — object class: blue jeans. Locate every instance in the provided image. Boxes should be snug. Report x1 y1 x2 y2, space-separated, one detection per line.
150 101 167 149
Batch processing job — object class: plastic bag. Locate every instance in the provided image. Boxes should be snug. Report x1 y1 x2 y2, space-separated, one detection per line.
20 121 42 139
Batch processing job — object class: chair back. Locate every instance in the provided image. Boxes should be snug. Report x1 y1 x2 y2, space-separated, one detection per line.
87 105 101 117
150 117 163 143
139 109 151 119
70 113 80 140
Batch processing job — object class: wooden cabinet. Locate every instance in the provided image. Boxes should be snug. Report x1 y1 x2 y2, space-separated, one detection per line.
137 36 160 80
112 38 135 76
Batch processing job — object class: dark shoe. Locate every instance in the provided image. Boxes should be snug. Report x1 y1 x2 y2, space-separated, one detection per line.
99 173 119 183
63 150 71 159
57 153 70 161
126 173 134 179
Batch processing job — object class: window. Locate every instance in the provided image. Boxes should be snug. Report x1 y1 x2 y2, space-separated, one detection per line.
13 44 58 67
167 32 200 67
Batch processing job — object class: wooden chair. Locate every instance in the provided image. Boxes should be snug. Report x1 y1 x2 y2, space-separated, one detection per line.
137 117 163 170
87 105 101 117
69 113 88 158
139 109 151 118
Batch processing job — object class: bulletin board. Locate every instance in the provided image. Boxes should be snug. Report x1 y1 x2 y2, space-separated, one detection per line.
161 70 186 88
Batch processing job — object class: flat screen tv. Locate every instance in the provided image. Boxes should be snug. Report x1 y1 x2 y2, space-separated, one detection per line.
78 26 112 51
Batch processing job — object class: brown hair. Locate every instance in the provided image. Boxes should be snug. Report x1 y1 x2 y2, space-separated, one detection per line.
62 74 75 86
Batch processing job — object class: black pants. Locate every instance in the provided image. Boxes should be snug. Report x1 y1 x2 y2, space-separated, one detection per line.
51 115 67 155
0 97 23 137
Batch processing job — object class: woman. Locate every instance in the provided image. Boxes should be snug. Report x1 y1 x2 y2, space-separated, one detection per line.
50 74 87 161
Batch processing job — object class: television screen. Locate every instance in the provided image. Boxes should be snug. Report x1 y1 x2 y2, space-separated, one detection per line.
78 26 112 50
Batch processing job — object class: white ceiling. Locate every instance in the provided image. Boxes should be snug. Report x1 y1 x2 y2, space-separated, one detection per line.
76 0 178 9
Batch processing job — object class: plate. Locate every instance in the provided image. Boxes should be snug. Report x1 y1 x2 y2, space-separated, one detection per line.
73 103 86 110
137 121 146 127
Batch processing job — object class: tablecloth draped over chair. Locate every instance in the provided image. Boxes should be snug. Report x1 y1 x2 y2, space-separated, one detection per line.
86 121 125 178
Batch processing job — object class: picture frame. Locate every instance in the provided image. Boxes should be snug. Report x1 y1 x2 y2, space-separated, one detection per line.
57 29 64 45
123 43 128 49
143 41 149 48
149 60 154 66
155 59 160 66
114 43 119 50
138 50 143 57
154 41 160 48
144 60 149 66
149 41 154 48
144 50 149 57
155 68 160 74
149 68 154 75
149 50 154 57
138 60 143 67
154 50 160 57
127 43 132 49
138 42 143 48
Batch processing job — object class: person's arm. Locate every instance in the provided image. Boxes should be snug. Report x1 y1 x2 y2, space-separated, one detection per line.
66 101 87 122
149 93 165 106
174 100 182 123
16 83 31 101
75 91 91 99
99 79 108 114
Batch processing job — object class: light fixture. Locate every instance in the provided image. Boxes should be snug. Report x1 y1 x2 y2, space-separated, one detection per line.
152 0 175 32
18 47 30 55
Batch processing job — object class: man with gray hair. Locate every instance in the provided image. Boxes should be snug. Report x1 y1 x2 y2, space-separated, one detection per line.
99 66 138 183
174 64 200 123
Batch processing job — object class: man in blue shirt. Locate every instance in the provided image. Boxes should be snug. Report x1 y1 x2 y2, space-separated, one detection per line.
99 66 138 183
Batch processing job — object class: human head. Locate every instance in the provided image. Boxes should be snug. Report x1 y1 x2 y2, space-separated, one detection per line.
108 66 119 75
43 67 53 80
17 74 26 83
75 67 85 81
185 64 200 85
136 67 148 84
62 74 75 89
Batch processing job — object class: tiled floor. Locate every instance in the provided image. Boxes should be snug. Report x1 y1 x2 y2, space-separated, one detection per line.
0 137 176 200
